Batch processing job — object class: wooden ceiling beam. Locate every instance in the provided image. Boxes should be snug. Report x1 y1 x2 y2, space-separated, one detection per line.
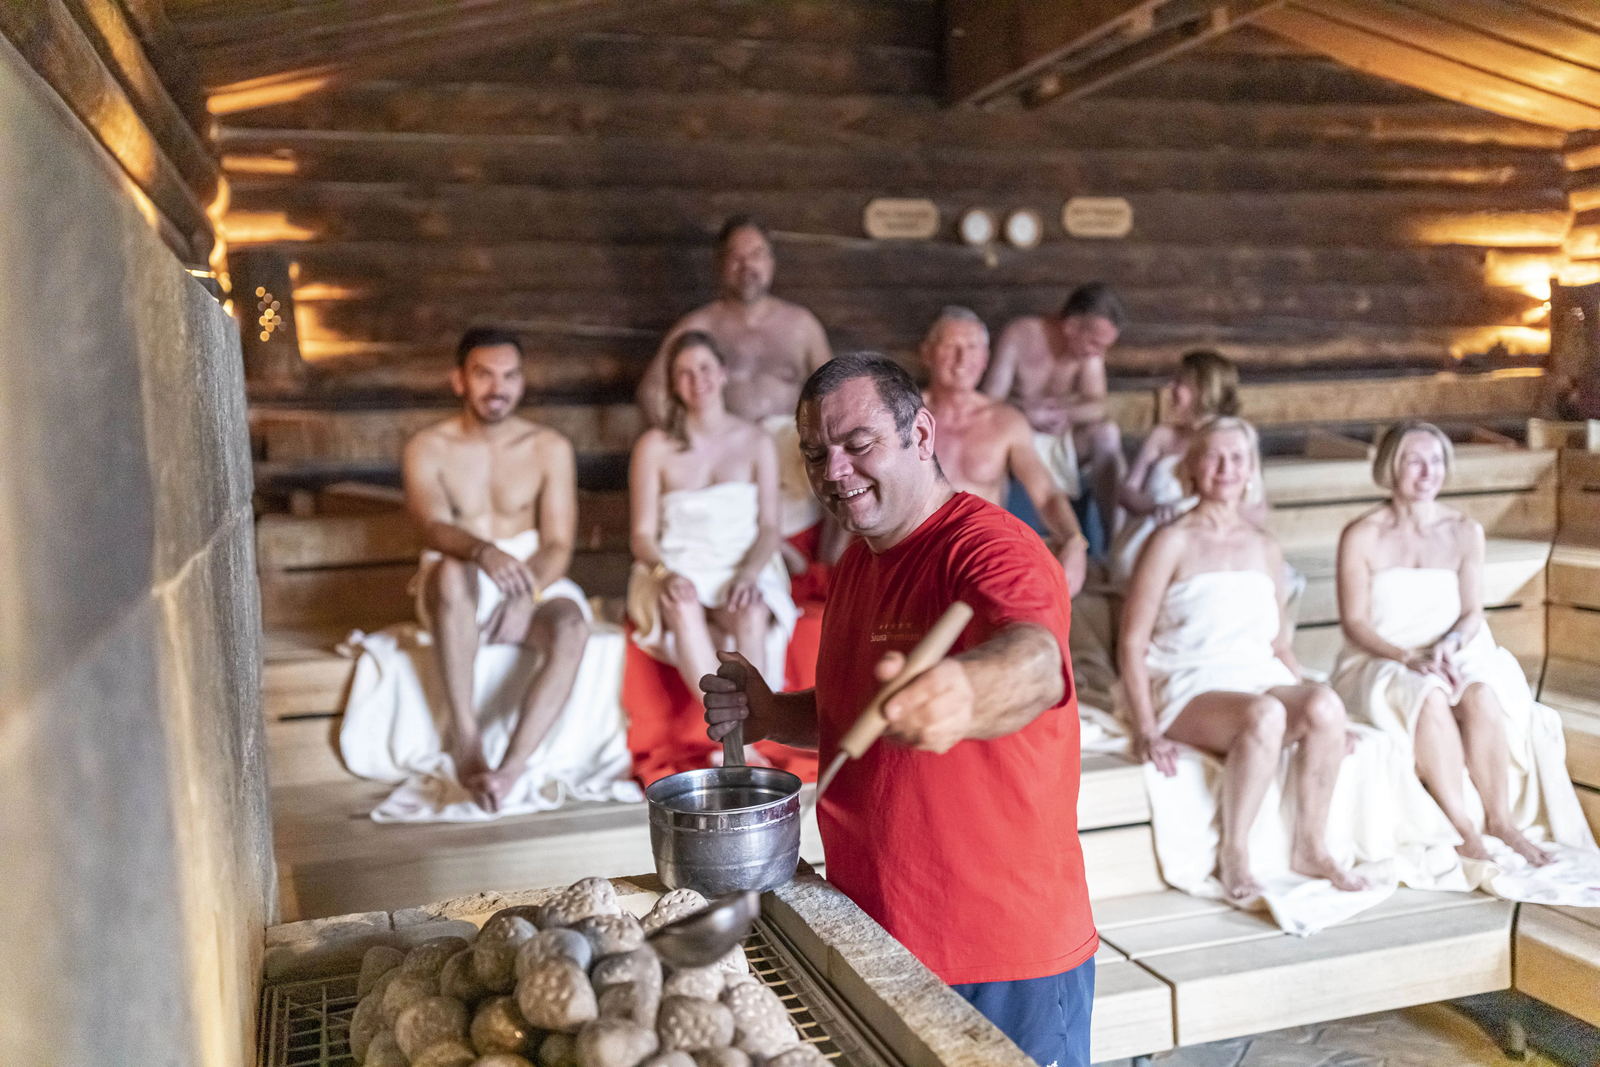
1515 0 1600 35
193 0 681 113
1255 5 1600 131
1030 0 1287 108
1297 0 1600 107
944 0 1162 106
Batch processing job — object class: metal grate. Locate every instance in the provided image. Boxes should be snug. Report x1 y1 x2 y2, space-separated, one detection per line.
258 973 359 1067
744 917 903 1067
258 920 903 1067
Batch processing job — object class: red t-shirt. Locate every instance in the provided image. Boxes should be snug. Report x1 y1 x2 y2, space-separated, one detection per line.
815 492 1096 985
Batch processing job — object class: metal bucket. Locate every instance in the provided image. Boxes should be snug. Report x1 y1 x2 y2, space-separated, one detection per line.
645 766 803 896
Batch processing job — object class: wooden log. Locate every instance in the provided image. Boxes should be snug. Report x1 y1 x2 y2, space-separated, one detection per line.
217 128 1568 195
1081 824 1166 901
293 285 1541 348
279 239 1495 294
1398 0 1600 71
224 181 1571 248
1549 544 1600 609
61 0 218 199
0 0 210 257
223 81 1567 152
1078 754 1152 831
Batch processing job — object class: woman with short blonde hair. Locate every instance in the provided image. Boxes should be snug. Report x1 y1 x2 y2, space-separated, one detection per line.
1120 417 1365 900
1333 421 1593 867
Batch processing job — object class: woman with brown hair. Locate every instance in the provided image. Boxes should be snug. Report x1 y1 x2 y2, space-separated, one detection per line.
627 330 796 711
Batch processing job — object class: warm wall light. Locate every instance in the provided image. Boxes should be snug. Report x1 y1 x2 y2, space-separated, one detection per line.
1448 325 1551 359
221 154 298 176
208 74 333 116
1483 250 1558 301
1408 211 1572 247
222 210 318 244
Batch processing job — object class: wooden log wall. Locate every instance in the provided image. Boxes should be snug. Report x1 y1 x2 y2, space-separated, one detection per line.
211 2 1574 405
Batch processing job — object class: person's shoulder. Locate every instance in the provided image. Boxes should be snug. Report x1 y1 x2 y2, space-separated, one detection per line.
520 418 574 456
1439 504 1482 542
405 415 459 455
997 315 1046 343
726 415 774 447
669 303 719 334
947 494 1051 555
986 395 1031 434
632 426 675 459
770 295 824 327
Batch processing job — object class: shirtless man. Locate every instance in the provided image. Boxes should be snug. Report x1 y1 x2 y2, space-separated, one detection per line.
984 281 1128 546
637 217 837 556
403 327 589 812
920 307 1088 596
638 217 831 426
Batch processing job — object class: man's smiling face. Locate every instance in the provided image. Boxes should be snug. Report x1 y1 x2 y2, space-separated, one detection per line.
798 376 937 544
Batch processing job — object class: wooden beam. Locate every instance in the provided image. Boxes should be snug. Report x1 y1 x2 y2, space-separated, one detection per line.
61 0 217 199
0 0 210 258
1516 0 1600 35
1296 0 1600 110
1255 5 1600 131
944 0 1160 106
190 0 688 114
1033 0 1289 108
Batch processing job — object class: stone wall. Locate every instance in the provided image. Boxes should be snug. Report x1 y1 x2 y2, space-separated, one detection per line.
0 35 273 1067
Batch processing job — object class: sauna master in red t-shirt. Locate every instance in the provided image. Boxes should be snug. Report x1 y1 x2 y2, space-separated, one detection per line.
815 491 1096 985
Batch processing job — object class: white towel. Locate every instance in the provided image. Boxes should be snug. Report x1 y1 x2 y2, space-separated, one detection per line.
1121 568 1470 933
628 481 798 691
1332 567 1600 904
1032 429 1082 500
1111 454 1189 586
340 532 642 821
760 414 822 537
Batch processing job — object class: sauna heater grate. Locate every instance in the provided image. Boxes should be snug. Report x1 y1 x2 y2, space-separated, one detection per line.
257 917 903 1067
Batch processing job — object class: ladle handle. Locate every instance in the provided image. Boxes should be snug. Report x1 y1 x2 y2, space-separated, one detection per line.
836 601 975 760
722 719 746 768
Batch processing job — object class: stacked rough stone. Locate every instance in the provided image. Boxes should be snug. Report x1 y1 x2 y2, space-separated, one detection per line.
347 879 820 1067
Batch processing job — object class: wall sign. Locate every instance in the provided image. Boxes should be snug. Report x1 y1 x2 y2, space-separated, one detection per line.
863 198 940 240
1063 196 1134 239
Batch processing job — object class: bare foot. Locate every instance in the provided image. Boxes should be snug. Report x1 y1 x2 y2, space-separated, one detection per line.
1218 850 1262 900
1290 846 1370 892
1489 824 1551 867
1455 834 1493 863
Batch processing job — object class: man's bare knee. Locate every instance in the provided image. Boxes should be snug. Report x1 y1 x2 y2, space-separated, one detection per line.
545 599 590 648
734 601 770 631
1090 420 1122 458
428 557 476 610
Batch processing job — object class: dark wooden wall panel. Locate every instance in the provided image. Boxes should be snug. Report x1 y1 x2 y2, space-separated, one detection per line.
212 5 1572 402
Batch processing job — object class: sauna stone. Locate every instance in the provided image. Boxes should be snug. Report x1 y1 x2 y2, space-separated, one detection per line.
576 1019 659 1067
656 997 735 1052
359 947 406 998
517 957 598 1033
471 996 537 1056
396 996 470 1060
475 916 538 993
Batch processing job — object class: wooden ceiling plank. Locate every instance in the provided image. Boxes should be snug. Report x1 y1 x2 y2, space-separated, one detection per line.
1296 0 1600 106
1515 0 1600 35
1255 5 1600 131
1395 0 1600 71
1038 0 1289 108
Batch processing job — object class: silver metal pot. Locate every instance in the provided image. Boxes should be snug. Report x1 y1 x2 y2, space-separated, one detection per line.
645 765 802 896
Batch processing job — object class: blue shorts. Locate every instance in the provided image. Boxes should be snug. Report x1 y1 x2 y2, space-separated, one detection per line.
951 956 1095 1067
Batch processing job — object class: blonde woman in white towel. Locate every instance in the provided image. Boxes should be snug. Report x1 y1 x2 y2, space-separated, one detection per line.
1334 422 1556 867
629 330 797 704
1121 418 1366 899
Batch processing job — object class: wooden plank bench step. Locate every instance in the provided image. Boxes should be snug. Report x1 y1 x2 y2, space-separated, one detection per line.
1263 445 1556 509
1515 904 1600 1028
1548 605 1600 667
1539 657 1600 790
1134 896 1512 1046
1091 960 1175 1062
1549 543 1600 610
